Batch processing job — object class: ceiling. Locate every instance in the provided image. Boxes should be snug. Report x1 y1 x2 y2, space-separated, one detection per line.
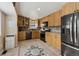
15 2 66 19
0 2 16 16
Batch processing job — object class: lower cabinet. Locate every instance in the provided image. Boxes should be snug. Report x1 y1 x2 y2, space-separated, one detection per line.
18 31 26 41
32 30 40 39
46 32 61 50
45 33 52 46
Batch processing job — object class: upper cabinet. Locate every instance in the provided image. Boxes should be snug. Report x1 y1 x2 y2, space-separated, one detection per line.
18 15 29 27
76 2 79 11
39 2 79 27
61 2 76 16
48 14 55 27
18 15 29 31
48 10 61 27
39 17 48 27
40 10 61 27
53 10 61 26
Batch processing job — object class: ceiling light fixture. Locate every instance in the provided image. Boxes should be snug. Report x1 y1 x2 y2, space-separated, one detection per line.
37 8 40 11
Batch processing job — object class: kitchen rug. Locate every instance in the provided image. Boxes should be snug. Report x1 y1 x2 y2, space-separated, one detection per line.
24 45 48 56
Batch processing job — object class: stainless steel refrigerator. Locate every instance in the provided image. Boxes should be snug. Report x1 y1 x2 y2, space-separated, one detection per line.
61 13 79 56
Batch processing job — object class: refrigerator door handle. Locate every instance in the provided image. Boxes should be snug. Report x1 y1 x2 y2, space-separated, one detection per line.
70 17 73 42
74 16 77 43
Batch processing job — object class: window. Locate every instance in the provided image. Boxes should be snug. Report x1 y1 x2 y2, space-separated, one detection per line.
29 20 38 29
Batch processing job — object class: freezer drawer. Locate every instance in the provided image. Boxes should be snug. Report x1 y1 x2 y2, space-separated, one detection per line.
61 43 79 56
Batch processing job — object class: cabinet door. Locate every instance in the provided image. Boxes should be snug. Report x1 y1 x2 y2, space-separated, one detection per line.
48 14 54 27
32 30 40 39
54 10 61 26
51 33 56 48
51 33 61 50
46 32 50 45
47 36 52 46
55 33 61 50
76 2 79 11
24 18 29 27
18 31 26 41
18 16 23 26
46 32 52 46
61 2 76 16
40 17 48 27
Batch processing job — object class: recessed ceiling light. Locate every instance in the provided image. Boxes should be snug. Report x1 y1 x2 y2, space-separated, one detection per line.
37 8 40 11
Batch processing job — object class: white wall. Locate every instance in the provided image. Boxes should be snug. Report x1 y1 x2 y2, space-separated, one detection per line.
0 3 18 55
0 11 6 55
6 15 18 47
0 12 1 36
0 12 18 55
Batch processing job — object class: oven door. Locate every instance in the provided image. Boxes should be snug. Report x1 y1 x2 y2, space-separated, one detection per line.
61 43 79 56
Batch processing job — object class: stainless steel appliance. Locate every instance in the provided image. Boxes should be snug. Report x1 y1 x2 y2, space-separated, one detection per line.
61 13 79 56
40 22 50 42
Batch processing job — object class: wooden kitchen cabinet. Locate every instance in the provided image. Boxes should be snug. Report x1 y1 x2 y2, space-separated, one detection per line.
51 33 56 48
48 14 55 27
18 16 23 26
53 33 61 50
61 2 76 16
46 32 61 50
18 31 26 41
39 17 48 27
45 32 52 46
39 10 61 27
53 10 61 26
48 10 61 27
32 30 40 39
18 15 29 30
76 2 79 11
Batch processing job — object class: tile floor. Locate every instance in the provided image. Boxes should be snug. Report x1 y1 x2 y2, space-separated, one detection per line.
2 39 61 56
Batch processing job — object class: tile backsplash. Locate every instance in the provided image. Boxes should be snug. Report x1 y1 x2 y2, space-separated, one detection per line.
49 26 61 33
